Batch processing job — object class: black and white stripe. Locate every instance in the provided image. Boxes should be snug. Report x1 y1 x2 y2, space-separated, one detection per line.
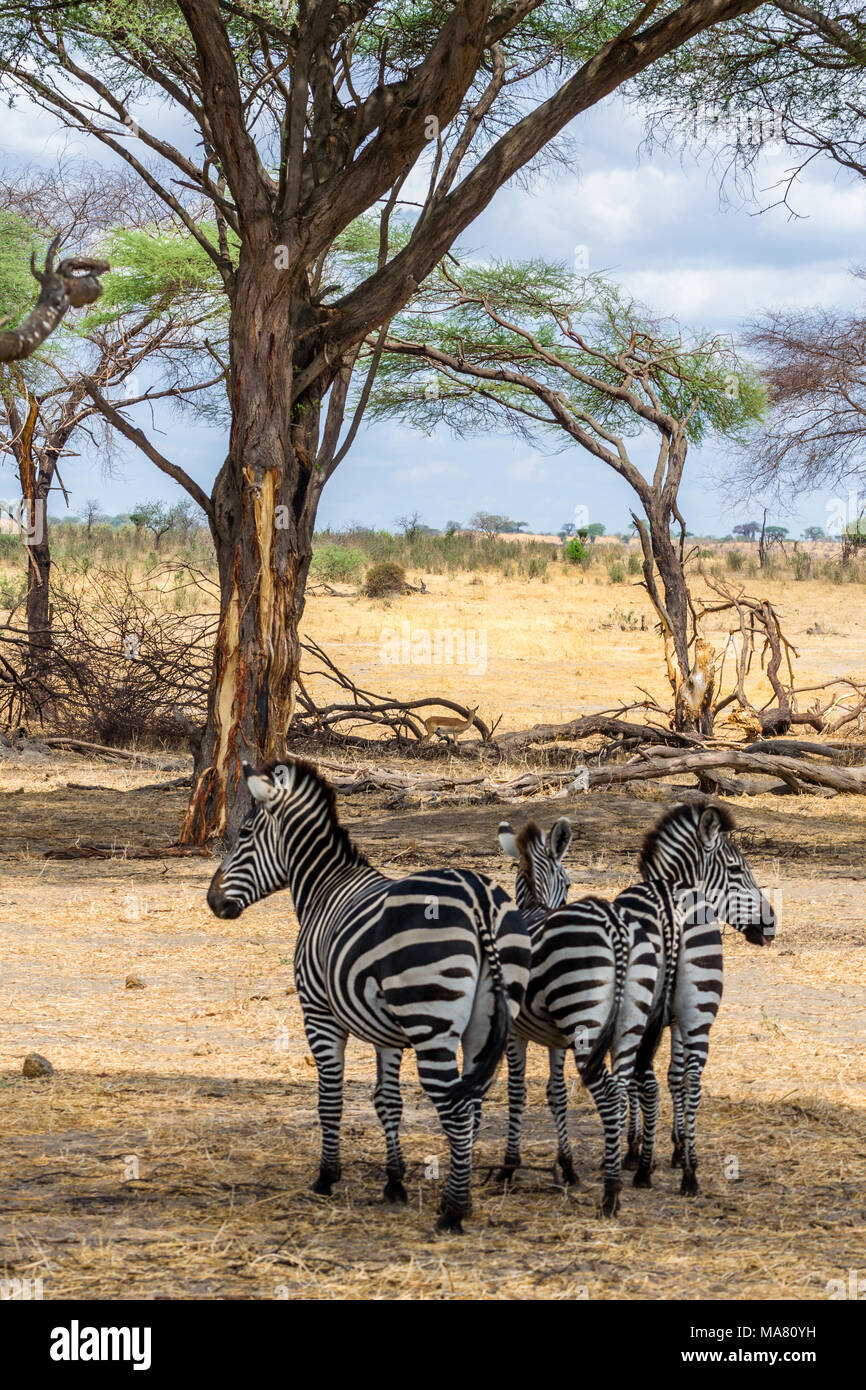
620 802 776 1196
208 759 531 1231
498 819 658 1216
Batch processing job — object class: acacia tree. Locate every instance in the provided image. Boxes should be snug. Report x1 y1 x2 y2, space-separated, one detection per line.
634 2 866 214
0 0 766 838
0 176 225 708
370 261 763 730
725 277 866 503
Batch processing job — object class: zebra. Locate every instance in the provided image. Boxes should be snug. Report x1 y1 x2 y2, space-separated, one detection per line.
497 818 659 1216
618 801 776 1197
207 758 531 1232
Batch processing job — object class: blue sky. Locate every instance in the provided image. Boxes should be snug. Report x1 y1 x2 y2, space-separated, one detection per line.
3 84 864 539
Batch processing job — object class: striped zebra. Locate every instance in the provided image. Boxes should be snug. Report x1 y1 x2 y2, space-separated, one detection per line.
497 819 659 1216
207 759 531 1231
619 802 776 1197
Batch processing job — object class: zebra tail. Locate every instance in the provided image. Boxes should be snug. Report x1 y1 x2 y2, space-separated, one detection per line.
452 904 511 1103
580 916 629 1088
634 992 667 1075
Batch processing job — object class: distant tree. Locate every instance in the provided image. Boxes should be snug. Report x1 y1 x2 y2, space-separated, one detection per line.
586 522 606 543
444 520 461 537
803 526 825 542
727 276 866 501
373 263 763 732
469 512 526 542
80 499 104 534
733 521 761 542
560 521 577 538
395 511 422 542
765 525 788 543
129 500 178 551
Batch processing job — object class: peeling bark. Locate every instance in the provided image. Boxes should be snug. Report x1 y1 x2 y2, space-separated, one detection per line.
180 260 325 843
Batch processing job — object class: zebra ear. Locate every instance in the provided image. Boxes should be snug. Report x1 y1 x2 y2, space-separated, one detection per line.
243 763 280 806
498 822 520 860
549 817 573 862
698 806 724 848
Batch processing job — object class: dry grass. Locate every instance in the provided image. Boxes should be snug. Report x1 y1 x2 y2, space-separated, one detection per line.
1 761 864 1300
2 561 865 1299
300 569 866 733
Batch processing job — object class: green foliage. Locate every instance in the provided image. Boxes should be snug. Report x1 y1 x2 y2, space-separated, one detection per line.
563 536 586 565
607 561 626 584
311 544 366 584
369 260 766 460
0 209 43 329
0 574 24 608
82 224 228 328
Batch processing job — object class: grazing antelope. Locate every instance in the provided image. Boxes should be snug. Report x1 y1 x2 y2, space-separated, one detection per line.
207 758 531 1231
422 705 479 745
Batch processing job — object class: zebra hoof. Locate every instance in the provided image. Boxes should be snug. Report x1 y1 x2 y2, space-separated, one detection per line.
384 1178 408 1205
436 1205 466 1234
558 1157 578 1187
622 1143 642 1171
670 1146 684 1169
633 1166 653 1189
495 1164 519 1185
600 1181 622 1218
311 1176 336 1196
680 1171 700 1198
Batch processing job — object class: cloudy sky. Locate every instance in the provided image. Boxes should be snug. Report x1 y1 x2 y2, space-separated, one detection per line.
3 80 864 539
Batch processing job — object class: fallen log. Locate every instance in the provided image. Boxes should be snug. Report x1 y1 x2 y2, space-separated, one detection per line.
497 715 698 752
585 749 866 795
39 738 176 765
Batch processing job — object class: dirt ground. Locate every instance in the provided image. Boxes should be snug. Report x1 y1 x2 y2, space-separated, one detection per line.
1 756 864 1300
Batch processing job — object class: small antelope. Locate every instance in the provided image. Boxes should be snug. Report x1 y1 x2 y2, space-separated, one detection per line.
422 705 479 745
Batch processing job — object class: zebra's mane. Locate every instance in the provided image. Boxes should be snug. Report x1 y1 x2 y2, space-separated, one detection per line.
638 799 735 876
260 758 370 867
515 820 544 858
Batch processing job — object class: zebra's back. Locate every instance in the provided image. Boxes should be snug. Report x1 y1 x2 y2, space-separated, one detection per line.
296 867 529 1051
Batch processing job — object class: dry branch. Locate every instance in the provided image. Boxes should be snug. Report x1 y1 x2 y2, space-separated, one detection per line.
0 244 109 362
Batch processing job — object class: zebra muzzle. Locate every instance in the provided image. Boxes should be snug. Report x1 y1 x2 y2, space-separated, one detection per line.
207 872 243 919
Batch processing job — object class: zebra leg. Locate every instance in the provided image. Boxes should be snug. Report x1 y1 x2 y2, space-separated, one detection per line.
668 1026 686 1169
546 1047 577 1185
496 1032 527 1184
584 1066 625 1217
632 1065 660 1188
306 1017 348 1195
680 1051 706 1197
622 1080 641 1169
415 1047 476 1232
374 1047 407 1204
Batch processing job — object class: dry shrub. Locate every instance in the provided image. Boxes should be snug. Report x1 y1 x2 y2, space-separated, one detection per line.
0 563 215 744
363 561 407 597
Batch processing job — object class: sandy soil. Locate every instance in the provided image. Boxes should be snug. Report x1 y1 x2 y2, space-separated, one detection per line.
1 759 863 1300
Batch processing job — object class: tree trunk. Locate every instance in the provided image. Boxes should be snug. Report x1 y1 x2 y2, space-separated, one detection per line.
180 255 326 844
637 503 715 735
24 533 52 703
16 398 55 714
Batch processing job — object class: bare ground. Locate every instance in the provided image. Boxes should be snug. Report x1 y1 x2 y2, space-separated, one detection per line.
1 758 864 1300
